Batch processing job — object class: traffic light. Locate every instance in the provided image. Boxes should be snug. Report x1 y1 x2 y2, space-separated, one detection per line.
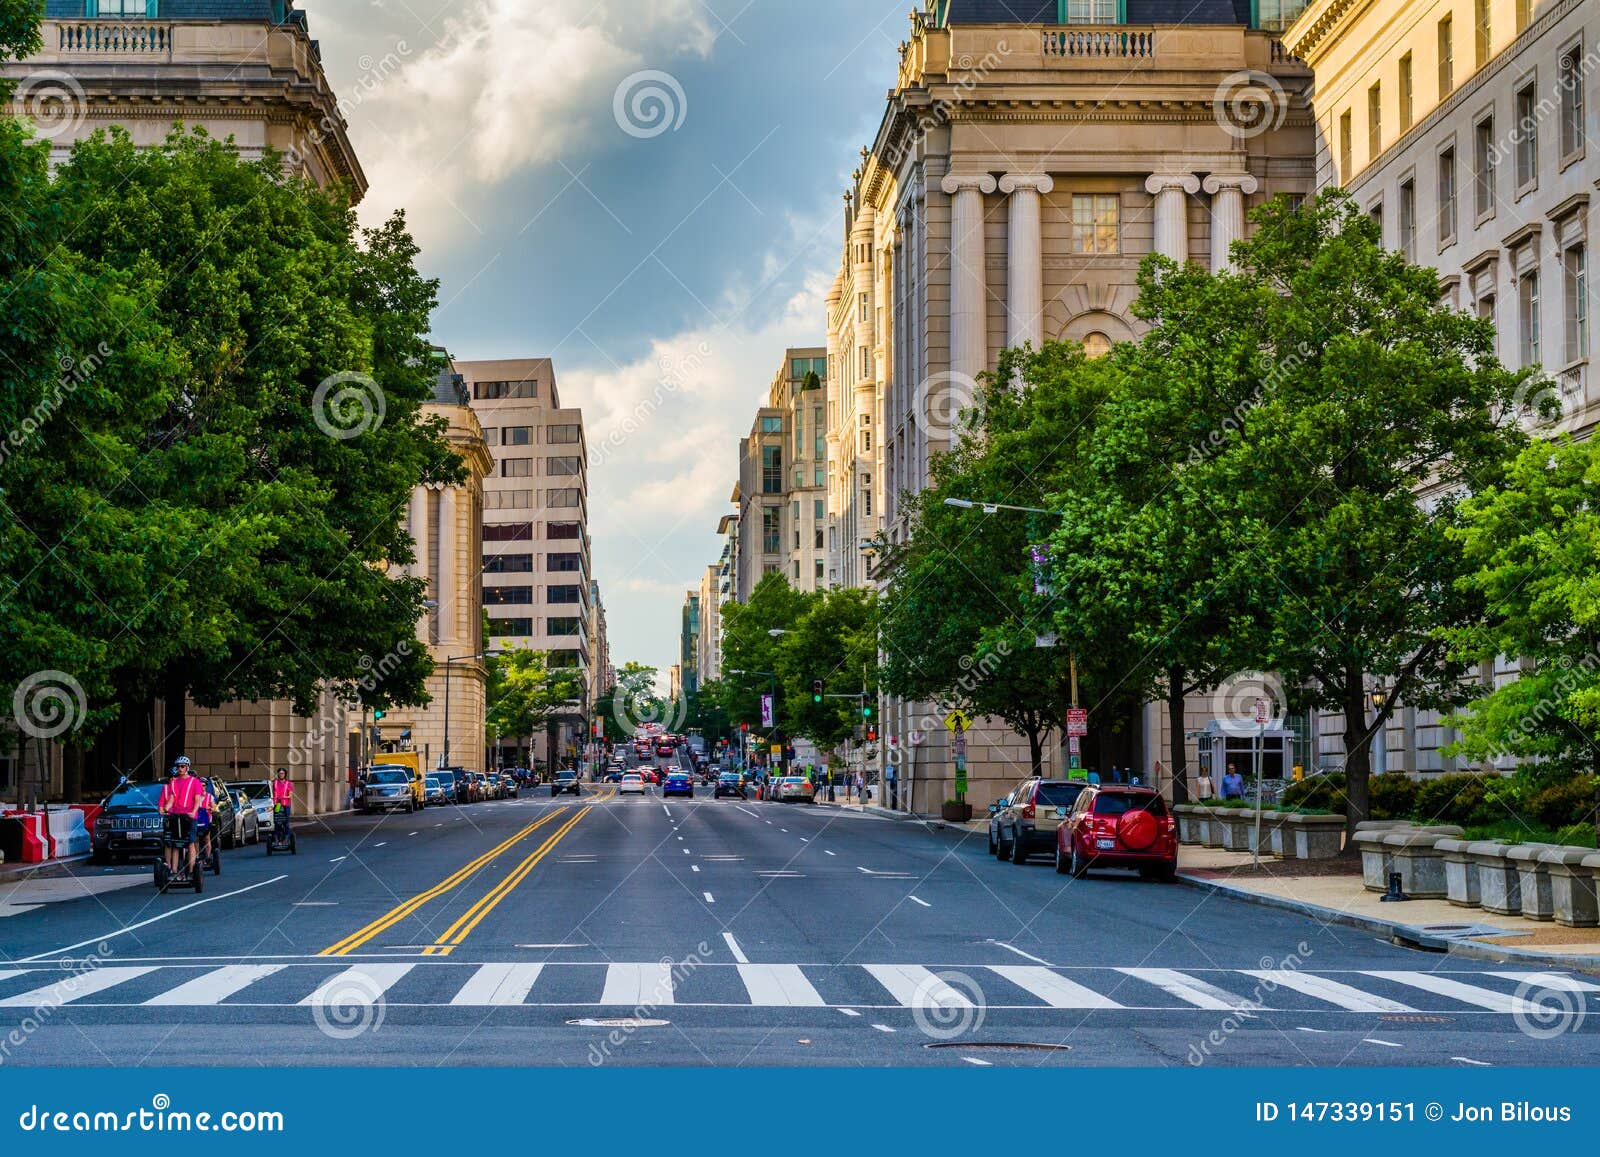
740 722 750 733
867 727 877 742
373 708 386 721
812 679 824 704
862 703 873 718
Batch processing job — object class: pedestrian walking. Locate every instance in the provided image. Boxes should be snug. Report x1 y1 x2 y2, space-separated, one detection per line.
1221 763 1245 800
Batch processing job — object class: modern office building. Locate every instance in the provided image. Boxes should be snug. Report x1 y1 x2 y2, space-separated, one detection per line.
680 593 701 701
697 565 722 685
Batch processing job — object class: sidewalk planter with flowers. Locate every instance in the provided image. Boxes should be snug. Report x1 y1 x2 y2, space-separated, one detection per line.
1382 830 1453 899
1436 838 1482 908
940 801 973 823
1541 847 1600 929
1471 841 1524 915
1507 844 1558 921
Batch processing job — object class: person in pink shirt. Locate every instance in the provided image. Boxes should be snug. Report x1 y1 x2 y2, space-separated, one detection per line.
271 769 294 839
158 757 203 877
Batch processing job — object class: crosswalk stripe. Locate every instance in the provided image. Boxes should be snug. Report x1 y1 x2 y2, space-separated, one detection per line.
1116 968 1252 1011
0 967 155 1007
145 965 287 1007
298 965 415 1007
1487 971 1600 994
0 971 30 986
737 963 825 1007
864 965 973 1009
1241 970 1417 1013
1362 971 1534 1013
449 963 544 1007
988 966 1122 1009
600 962 675 1006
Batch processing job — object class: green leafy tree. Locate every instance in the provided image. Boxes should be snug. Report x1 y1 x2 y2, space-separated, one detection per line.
773 587 879 752
486 649 584 767
719 573 813 728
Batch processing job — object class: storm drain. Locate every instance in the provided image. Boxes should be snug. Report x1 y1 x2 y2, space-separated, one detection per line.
567 1017 669 1028
925 1042 1072 1052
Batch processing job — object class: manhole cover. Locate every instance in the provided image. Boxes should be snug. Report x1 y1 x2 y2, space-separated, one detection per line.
925 1042 1072 1052
567 1017 669 1028
1379 1015 1453 1024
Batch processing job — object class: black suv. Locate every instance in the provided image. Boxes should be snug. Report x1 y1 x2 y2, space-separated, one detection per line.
91 776 239 861
551 770 581 797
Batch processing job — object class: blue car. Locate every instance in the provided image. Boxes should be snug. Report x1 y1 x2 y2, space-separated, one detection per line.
662 773 694 798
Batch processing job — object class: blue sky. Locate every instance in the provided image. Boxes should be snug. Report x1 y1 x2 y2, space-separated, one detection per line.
306 0 905 678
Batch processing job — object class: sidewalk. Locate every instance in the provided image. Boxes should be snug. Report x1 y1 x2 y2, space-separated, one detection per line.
1179 846 1600 970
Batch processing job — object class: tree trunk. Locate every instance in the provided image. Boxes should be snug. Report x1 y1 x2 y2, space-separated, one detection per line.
1167 666 1189 804
63 742 83 804
1341 667 1373 838
163 670 187 768
1026 725 1044 777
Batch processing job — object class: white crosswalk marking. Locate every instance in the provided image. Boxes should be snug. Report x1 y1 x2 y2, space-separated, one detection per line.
145 965 286 1007
865 965 973 1009
737 964 825 1006
1241 970 1417 1013
298 965 414 1007
0 971 30 986
988 966 1122 1009
0 966 155 1007
600 962 675 1006
450 964 544 1007
1362 971 1534 1013
1117 968 1253 1011
1488 971 1600 993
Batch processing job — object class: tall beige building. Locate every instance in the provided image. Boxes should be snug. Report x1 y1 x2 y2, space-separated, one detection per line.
456 359 593 770
697 565 722 684
839 0 1315 813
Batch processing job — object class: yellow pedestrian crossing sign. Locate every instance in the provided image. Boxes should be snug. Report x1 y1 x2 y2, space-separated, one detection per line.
944 710 971 734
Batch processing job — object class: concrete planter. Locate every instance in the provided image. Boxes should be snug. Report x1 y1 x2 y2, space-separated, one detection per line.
1382 831 1451 899
1355 829 1393 891
1215 809 1255 852
1470 842 1523 915
1541 847 1600 929
1197 807 1224 849
1172 805 1201 845
1508 844 1558 922
1436 838 1482 908
1286 813 1346 860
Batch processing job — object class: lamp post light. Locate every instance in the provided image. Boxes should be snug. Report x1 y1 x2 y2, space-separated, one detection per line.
1368 684 1389 778
442 651 502 769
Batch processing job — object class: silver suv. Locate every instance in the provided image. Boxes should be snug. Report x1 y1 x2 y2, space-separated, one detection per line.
990 778 1091 865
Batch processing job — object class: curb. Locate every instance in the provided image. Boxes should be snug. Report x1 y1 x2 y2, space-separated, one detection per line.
1178 871 1600 972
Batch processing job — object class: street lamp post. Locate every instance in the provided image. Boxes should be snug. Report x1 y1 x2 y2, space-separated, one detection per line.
442 651 501 770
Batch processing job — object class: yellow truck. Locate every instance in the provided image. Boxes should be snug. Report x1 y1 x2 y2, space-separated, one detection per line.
361 750 426 812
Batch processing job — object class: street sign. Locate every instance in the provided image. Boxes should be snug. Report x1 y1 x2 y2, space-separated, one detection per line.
954 756 967 795
953 732 966 757
1068 736 1080 755
944 709 971 734
770 745 782 756
1254 696 1272 725
760 694 774 729
1066 708 1088 737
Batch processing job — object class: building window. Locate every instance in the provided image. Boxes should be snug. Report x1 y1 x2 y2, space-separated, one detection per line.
474 379 536 400
1474 116 1496 218
549 617 583 637
1560 44 1585 159
813 465 824 487
1399 179 1416 262
547 423 582 445
1438 15 1454 97
814 499 825 520
761 446 783 494
760 416 783 434
762 507 781 555
502 426 532 446
1369 198 1383 239
1515 0 1531 34
548 552 582 573
1082 332 1112 359
861 432 872 454
1071 194 1118 254
1339 110 1354 179
1474 0 1490 68
1438 146 1457 245
501 458 533 478
862 475 873 519
484 586 534 606
1399 53 1414 132
486 489 534 510
548 585 583 604
860 346 871 378
815 528 824 550
99 0 157 13
546 455 581 476
1514 81 1538 190
484 429 500 447
484 523 534 542
547 522 581 541
1062 0 1117 22
1519 270 1541 368
484 554 534 574
488 618 535 638
1367 82 1382 160
1565 244 1589 364
546 487 581 509
1256 0 1307 31
858 292 869 323
815 559 825 582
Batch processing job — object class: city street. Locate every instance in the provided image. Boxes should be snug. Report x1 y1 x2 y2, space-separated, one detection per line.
3 755 1595 1067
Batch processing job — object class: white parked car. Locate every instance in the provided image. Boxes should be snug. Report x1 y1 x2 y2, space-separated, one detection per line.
619 773 645 795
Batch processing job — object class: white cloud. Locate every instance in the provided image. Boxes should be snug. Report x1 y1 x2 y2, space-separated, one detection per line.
345 0 717 239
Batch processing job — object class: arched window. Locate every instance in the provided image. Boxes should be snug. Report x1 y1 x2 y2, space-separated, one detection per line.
1081 332 1112 359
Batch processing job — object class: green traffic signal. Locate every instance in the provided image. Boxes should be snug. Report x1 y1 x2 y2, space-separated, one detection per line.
862 705 872 718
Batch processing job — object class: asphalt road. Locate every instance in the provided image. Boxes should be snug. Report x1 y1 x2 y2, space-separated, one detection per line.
2 753 1597 1067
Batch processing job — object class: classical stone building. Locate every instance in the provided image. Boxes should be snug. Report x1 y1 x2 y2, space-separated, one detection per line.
4 1 365 198
839 0 1316 812
1284 0 1599 777
697 564 722 685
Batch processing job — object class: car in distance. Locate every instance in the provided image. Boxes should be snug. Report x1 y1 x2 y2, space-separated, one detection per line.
1056 785 1178 881
230 780 275 835
424 775 449 807
551 770 581 797
662 772 694 799
499 772 519 798
991 778 1090 864
773 776 814 803
712 772 744 799
619 772 645 795
361 767 420 813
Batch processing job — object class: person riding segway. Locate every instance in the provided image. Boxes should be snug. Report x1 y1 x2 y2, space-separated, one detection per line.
266 768 297 855
194 777 221 876
156 758 204 893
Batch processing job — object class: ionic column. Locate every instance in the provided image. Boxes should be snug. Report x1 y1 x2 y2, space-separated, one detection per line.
437 484 457 645
407 486 429 581
940 173 998 382
1202 173 1259 272
999 173 1054 349
1143 173 1201 263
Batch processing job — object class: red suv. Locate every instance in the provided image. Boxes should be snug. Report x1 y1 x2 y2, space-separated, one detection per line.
1056 785 1177 882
